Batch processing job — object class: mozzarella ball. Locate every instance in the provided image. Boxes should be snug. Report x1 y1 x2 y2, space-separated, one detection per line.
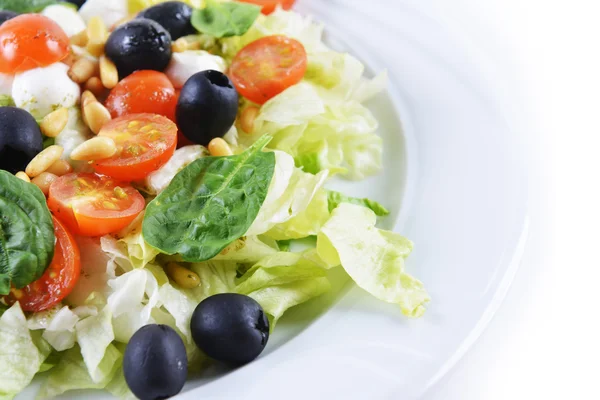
12 63 81 119
165 51 227 89
0 73 13 96
42 4 86 37
79 0 128 28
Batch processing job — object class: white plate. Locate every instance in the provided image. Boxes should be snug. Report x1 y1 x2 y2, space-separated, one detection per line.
20 1 529 399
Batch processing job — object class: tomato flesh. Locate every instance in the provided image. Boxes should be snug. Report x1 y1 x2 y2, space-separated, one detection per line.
105 70 178 121
93 113 177 181
238 0 296 14
229 35 307 104
48 173 145 237
0 14 69 73
3 217 81 312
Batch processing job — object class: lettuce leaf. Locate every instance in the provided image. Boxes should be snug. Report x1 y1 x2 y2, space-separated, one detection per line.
37 344 122 399
326 190 389 217
317 204 429 317
75 308 114 383
0 303 50 399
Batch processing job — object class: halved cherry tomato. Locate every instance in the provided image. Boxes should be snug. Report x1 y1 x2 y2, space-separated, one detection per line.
48 173 145 237
105 70 178 121
0 14 70 73
93 113 177 181
3 217 81 312
238 0 296 14
229 35 307 104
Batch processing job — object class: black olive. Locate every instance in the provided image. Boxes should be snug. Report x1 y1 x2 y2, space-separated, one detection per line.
0 107 43 174
176 70 238 146
0 10 18 25
136 1 195 41
105 18 172 79
190 293 269 365
58 0 87 8
123 324 187 400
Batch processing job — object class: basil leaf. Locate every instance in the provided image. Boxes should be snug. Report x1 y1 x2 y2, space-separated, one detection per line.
327 190 390 217
0 0 58 12
143 136 276 262
191 0 261 38
0 95 15 107
0 170 55 295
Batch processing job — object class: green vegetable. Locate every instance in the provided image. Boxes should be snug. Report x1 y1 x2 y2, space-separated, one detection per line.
317 203 429 317
143 135 276 262
191 0 261 38
0 303 50 399
0 0 57 12
0 170 55 295
327 190 390 216
0 95 15 107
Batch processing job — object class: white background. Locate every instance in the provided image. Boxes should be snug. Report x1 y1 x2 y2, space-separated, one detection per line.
422 0 600 399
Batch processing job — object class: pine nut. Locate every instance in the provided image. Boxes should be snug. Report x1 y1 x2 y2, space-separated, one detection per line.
45 159 73 176
26 145 64 178
15 171 30 182
86 16 108 57
99 56 119 89
31 172 58 196
172 37 189 53
83 101 112 134
208 138 233 157
84 77 105 98
62 51 78 67
70 137 117 161
68 58 98 84
40 107 69 138
240 106 260 134
70 29 88 47
81 90 98 108
165 263 200 289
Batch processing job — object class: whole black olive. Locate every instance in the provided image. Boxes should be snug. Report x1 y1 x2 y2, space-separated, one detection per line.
58 0 87 8
136 1 195 40
176 70 238 146
123 324 187 400
0 10 18 25
105 18 172 79
0 107 43 174
190 293 270 365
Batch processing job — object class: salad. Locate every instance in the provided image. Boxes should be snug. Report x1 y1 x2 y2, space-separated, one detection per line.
0 0 430 399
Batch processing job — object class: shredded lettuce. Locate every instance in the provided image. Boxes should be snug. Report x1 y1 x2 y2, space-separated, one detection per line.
0 303 50 400
317 204 429 317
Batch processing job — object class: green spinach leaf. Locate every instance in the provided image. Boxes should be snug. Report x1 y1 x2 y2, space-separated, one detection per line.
0 0 58 13
143 136 276 262
191 0 261 38
327 190 390 217
0 170 55 295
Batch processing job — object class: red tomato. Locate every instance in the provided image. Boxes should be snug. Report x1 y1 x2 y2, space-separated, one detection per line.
48 173 145 237
3 217 81 312
105 70 178 121
0 14 69 73
238 0 296 14
229 35 307 104
93 113 178 181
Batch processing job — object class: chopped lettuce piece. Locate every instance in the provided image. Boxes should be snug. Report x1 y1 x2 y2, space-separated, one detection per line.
37 344 122 399
75 308 114 383
327 190 390 216
317 204 429 317
0 303 49 399
28 306 81 352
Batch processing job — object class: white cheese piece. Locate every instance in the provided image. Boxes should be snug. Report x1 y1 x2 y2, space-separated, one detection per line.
79 0 128 28
144 145 209 194
165 51 227 89
12 63 81 119
42 4 86 37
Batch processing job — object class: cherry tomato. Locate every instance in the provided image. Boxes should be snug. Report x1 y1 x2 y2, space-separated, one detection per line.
3 217 81 312
105 70 178 121
0 14 69 73
229 35 307 104
238 0 296 14
93 113 177 181
48 173 145 237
